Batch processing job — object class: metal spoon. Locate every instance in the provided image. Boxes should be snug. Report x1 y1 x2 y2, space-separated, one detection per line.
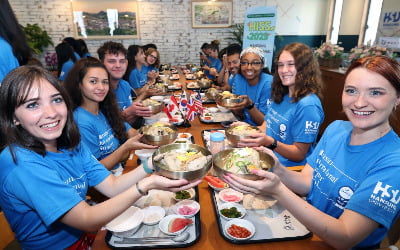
114 231 190 244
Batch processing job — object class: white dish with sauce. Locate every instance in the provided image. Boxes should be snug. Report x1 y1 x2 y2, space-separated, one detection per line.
142 206 166 225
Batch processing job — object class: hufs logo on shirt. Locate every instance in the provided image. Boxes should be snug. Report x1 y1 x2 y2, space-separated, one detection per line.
370 181 400 214
305 120 320 134
336 186 354 209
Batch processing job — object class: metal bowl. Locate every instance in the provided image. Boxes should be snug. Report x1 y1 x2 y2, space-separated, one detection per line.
142 99 163 114
152 143 212 181
139 123 178 146
212 148 274 181
225 125 262 147
197 78 211 89
205 88 220 100
216 94 244 107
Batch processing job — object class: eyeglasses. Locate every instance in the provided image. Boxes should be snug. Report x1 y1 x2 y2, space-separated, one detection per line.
240 61 262 67
148 54 158 60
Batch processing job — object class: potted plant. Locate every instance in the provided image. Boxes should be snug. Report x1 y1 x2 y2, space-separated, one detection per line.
226 23 244 47
22 23 53 55
348 44 395 62
314 42 344 68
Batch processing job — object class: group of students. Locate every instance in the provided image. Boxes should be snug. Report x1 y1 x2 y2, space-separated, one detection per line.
200 39 400 249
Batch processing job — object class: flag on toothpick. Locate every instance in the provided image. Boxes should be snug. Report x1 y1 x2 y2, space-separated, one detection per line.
165 94 181 118
194 90 204 115
179 91 188 116
186 95 197 121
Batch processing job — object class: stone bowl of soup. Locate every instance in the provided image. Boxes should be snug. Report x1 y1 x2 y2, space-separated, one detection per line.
152 143 212 181
216 91 243 107
212 148 274 181
142 98 163 114
139 123 178 146
205 87 220 100
225 125 262 147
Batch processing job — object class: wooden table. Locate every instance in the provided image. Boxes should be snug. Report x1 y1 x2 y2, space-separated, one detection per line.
92 69 333 250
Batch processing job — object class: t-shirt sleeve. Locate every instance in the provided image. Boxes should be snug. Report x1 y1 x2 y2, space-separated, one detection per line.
291 101 324 143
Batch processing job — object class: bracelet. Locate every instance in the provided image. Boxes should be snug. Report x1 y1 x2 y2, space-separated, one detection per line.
246 102 255 110
136 181 148 196
142 159 154 174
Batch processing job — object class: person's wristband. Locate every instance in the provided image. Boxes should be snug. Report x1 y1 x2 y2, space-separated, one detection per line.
142 159 155 174
246 101 255 110
267 138 278 150
136 181 148 196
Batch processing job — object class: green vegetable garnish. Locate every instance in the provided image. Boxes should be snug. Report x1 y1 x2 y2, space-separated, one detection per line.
220 207 242 218
175 190 191 199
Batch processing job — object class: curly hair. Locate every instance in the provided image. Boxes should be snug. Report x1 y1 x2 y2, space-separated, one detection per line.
271 42 323 103
0 65 80 159
97 41 127 62
63 58 128 143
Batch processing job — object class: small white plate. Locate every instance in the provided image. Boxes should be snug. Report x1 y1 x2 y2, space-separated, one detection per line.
150 95 165 102
159 215 192 235
219 202 246 220
224 218 255 240
173 188 195 201
174 200 200 218
142 206 165 225
207 107 219 113
219 188 243 203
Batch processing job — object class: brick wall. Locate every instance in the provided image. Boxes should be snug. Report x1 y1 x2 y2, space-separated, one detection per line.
9 0 326 65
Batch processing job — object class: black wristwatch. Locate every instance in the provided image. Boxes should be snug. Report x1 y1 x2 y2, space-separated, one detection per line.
246 101 255 110
267 138 278 150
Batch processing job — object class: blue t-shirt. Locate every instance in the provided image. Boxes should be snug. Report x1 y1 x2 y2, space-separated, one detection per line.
0 37 19 83
58 59 75 81
114 79 133 111
205 57 222 80
129 65 158 89
265 94 324 166
231 73 272 126
0 143 110 249
73 107 131 170
307 120 400 248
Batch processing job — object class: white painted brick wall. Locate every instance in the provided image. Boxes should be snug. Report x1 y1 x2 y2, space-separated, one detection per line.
9 0 326 66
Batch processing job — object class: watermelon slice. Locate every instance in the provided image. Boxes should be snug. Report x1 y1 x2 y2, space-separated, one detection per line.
168 218 193 233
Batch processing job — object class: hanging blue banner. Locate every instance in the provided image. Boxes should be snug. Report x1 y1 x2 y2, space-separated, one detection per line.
242 6 277 71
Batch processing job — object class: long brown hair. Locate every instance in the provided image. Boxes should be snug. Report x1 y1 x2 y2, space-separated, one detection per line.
0 65 80 158
271 42 323 103
64 58 128 142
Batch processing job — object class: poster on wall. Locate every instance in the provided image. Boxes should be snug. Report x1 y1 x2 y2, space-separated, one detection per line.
191 0 233 28
242 6 277 70
71 0 139 39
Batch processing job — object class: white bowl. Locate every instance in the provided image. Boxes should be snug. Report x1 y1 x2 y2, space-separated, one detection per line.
135 148 157 160
142 206 166 225
173 188 195 201
159 214 192 235
105 206 144 237
217 104 230 113
224 218 255 240
219 202 246 220
207 107 219 113
218 188 244 203
150 95 165 102
174 200 200 218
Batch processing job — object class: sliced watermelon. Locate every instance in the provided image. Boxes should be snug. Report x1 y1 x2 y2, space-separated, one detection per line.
168 218 193 233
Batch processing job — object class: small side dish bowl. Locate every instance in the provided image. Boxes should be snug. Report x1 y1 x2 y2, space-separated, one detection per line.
105 206 144 237
219 202 246 220
207 107 219 113
152 143 212 181
213 148 274 181
142 206 166 225
139 123 178 146
216 104 230 113
174 200 200 218
218 188 244 203
225 124 262 147
224 218 255 241
159 214 192 236
174 188 195 201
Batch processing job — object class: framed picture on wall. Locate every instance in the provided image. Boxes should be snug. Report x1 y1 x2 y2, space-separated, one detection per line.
71 0 139 39
191 0 233 28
